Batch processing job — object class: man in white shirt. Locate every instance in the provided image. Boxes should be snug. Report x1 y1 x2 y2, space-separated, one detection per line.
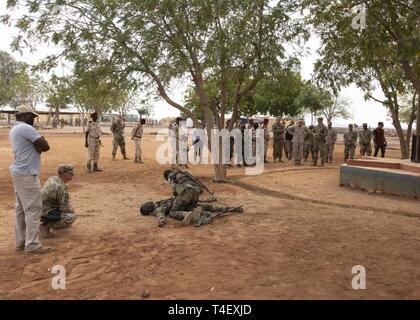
9 104 52 254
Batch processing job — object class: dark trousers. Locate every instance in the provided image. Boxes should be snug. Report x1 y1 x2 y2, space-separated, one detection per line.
374 144 386 158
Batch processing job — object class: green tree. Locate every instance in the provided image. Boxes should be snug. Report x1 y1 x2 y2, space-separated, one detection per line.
5 0 306 180
305 0 420 159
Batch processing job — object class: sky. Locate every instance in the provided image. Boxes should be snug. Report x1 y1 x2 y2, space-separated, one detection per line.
0 1 393 127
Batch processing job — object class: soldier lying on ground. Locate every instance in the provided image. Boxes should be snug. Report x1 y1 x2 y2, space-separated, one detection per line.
140 198 244 227
40 164 77 237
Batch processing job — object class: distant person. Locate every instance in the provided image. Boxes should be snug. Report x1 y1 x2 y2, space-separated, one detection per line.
40 164 77 237
373 122 387 158
304 125 315 162
359 123 373 156
287 119 308 166
9 104 52 254
272 117 285 162
343 124 358 161
110 115 129 160
131 118 145 163
262 118 270 163
285 120 295 160
192 123 204 164
326 122 337 163
313 117 328 166
85 112 103 172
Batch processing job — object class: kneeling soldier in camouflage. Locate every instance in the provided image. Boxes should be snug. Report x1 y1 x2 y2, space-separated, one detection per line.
40 164 77 237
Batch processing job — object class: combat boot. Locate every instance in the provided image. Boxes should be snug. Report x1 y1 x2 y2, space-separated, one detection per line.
87 163 92 173
123 154 129 160
312 160 317 166
93 163 103 172
112 154 116 161
182 207 202 226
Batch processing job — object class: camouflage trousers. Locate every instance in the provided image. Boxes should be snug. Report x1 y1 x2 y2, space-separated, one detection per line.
304 143 314 160
133 137 142 161
286 140 293 160
313 140 326 164
171 187 201 212
360 143 372 156
344 144 356 161
87 140 100 164
292 141 304 163
326 143 335 161
42 209 76 230
112 136 127 156
273 139 284 161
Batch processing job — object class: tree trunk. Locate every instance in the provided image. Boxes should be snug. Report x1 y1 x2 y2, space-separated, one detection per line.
415 93 420 162
390 109 409 159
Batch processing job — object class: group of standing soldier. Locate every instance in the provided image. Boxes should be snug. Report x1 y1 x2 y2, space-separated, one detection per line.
273 117 334 166
85 113 146 172
343 121 388 161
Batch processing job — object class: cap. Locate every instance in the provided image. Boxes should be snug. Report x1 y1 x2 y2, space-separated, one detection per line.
362 123 368 126
90 112 98 118
58 164 75 175
317 117 324 121
15 104 39 117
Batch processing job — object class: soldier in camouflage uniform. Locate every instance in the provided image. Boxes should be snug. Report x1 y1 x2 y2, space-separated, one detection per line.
285 120 295 160
85 112 103 172
140 198 243 228
304 125 315 162
287 119 309 165
343 124 358 161
262 118 270 163
110 115 129 160
358 123 373 156
272 117 285 162
325 122 337 163
131 118 145 163
40 164 77 237
313 117 328 166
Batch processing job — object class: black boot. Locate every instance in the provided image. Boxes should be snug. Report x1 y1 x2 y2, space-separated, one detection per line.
93 163 103 172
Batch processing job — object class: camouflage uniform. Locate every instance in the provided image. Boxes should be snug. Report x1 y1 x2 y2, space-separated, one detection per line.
110 118 127 159
343 130 358 161
359 129 373 156
287 124 308 165
168 170 203 213
285 124 294 160
304 128 315 161
147 198 242 227
41 176 76 230
326 127 337 162
86 120 101 168
313 123 328 165
272 122 285 161
263 124 270 162
131 123 143 162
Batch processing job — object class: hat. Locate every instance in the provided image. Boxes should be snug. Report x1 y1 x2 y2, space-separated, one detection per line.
58 164 75 175
90 112 98 118
362 123 368 126
317 117 324 121
15 104 39 117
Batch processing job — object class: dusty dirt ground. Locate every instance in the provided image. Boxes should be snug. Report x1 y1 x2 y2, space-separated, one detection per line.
1 127 420 300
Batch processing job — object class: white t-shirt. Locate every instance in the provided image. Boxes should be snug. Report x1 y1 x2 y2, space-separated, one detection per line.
9 121 42 175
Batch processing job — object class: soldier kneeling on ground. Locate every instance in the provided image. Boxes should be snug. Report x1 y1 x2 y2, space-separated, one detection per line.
140 198 243 227
40 164 77 237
